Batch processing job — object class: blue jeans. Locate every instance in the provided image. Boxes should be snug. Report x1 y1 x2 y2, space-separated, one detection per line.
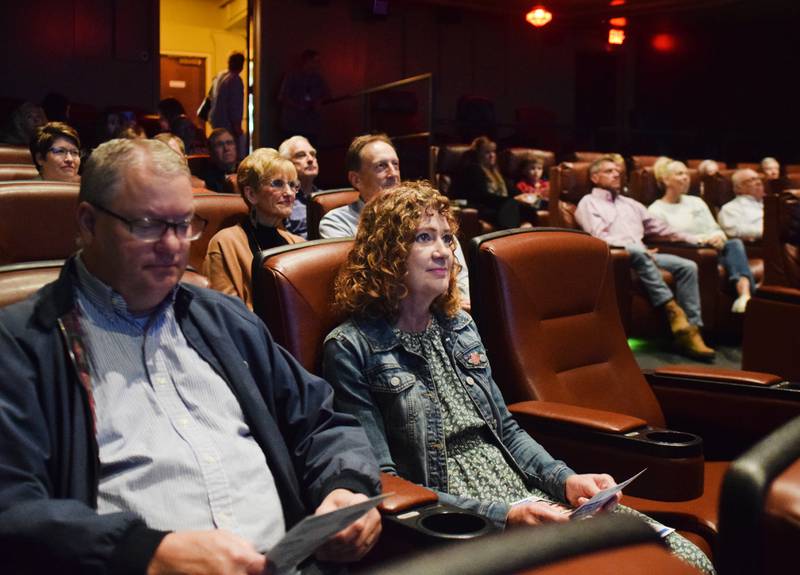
626 245 703 326
719 238 755 290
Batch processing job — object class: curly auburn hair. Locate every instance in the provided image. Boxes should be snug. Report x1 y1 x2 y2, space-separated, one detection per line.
334 180 462 320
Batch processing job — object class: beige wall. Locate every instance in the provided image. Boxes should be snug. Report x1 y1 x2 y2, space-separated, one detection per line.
160 0 246 97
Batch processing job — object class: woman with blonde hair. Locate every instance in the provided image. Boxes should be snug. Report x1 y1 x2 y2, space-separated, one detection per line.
323 180 714 574
649 158 754 312
451 136 520 228
203 148 303 309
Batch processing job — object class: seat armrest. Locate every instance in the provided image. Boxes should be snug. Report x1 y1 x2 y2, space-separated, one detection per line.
379 473 438 514
648 365 783 387
509 400 647 433
754 284 800 304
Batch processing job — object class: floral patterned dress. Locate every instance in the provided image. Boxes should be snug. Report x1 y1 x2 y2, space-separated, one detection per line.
395 320 715 575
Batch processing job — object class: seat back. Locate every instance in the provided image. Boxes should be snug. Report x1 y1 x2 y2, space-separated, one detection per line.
0 164 40 181
0 260 64 308
187 153 212 177
189 193 249 271
761 191 800 287
718 415 800 575
628 166 701 207
434 144 471 196
0 145 32 164
629 155 660 171
497 147 556 181
0 181 81 264
307 188 359 240
687 159 727 170
252 239 353 373
469 228 665 426
547 162 592 228
700 169 737 217
572 151 607 163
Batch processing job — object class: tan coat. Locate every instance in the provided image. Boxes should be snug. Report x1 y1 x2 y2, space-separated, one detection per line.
203 223 304 310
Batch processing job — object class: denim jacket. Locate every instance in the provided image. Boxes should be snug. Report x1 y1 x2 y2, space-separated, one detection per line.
323 310 574 528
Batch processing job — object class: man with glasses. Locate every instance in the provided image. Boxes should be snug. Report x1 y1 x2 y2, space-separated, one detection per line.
29 121 82 182
0 138 381 574
196 127 239 192
718 168 765 240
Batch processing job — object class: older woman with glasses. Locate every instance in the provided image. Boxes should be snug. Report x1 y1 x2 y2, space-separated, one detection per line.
203 148 304 309
30 121 82 182
322 181 715 574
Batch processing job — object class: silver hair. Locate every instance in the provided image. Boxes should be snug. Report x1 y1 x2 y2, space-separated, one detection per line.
79 138 191 206
278 135 312 158
731 168 758 191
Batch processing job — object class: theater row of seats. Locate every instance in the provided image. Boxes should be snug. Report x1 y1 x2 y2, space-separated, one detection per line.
2 180 800 572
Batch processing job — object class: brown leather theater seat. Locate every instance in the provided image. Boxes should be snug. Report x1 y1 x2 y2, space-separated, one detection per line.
742 192 800 380
718 415 800 574
364 514 701 575
0 260 64 308
686 159 727 170
307 188 359 240
629 154 660 171
251 239 493 567
469 228 799 554
0 163 40 181
0 145 32 165
189 192 248 272
0 181 80 264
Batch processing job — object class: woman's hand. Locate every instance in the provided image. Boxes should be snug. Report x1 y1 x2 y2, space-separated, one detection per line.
564 473 620 511
506 500 571 527
706 235 726 250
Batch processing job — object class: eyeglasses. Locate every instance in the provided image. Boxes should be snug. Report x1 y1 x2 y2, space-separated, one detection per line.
267 179 301 191
213 139 236 148
49 146 80 159
91 203 208 242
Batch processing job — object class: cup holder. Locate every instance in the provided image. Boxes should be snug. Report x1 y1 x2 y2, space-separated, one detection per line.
644 430 697 445
416 509 492 540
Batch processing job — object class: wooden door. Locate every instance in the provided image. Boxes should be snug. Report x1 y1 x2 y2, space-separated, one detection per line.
160 55 206 123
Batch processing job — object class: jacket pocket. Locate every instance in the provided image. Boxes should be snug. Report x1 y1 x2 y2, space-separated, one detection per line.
369 367 424 447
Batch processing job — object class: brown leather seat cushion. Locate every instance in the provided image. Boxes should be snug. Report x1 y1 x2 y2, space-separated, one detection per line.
0 261 63 308
0 182 80 264
0 164 40 181
0 145 33 165
189 193 248 271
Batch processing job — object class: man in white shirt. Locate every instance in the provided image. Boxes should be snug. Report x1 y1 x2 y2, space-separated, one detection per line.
718 169 765 240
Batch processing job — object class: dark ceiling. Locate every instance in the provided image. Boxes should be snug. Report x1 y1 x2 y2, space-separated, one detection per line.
412 0 778 21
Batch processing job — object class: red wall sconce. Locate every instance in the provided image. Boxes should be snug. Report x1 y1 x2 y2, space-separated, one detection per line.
526 6 553 27
608 28 626 45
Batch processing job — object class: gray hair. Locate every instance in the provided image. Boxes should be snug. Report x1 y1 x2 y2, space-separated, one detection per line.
731 168 759 192
278 135 312 158
79 138 191 206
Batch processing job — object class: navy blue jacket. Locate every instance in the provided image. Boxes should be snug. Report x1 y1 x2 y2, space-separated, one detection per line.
0 259 380 575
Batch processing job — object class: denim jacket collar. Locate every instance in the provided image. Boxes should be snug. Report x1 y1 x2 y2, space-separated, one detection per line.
354 311 472 353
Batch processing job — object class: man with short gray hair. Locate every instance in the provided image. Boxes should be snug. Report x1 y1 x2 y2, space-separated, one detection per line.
718 168 765 240
279 134 320 237
0 138 382 574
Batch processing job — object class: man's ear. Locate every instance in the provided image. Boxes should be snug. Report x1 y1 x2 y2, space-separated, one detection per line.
347 170 360 191
76 202 97 245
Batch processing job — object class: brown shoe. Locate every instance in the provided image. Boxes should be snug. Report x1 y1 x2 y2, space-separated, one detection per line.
674 325 716 361
663 299 691 335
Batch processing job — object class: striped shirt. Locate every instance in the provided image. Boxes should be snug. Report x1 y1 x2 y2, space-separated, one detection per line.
73 257 285 552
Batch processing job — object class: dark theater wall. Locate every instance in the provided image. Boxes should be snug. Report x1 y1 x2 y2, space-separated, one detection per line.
0 0 159 126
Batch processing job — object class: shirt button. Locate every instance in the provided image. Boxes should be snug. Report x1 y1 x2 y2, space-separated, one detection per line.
178 418 189 427
479 354 487 362
465 376 475 385
390 376 401 386
204 454 216 463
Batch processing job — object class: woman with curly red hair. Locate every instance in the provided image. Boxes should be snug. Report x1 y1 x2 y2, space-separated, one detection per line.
322 180 714 574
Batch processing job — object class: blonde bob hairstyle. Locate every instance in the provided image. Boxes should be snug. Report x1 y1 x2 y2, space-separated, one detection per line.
334 180 462 320
236 148 296 207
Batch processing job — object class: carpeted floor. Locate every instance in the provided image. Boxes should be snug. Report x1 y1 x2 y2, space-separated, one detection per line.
629 337 742 370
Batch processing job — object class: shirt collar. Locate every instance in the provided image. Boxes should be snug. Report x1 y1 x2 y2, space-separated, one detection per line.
591 187 619 201
74 253 176 322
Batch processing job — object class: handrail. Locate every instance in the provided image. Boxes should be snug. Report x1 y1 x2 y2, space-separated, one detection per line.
324 73 432 106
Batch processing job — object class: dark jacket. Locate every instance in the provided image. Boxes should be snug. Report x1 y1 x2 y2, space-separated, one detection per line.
0 259 380 575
